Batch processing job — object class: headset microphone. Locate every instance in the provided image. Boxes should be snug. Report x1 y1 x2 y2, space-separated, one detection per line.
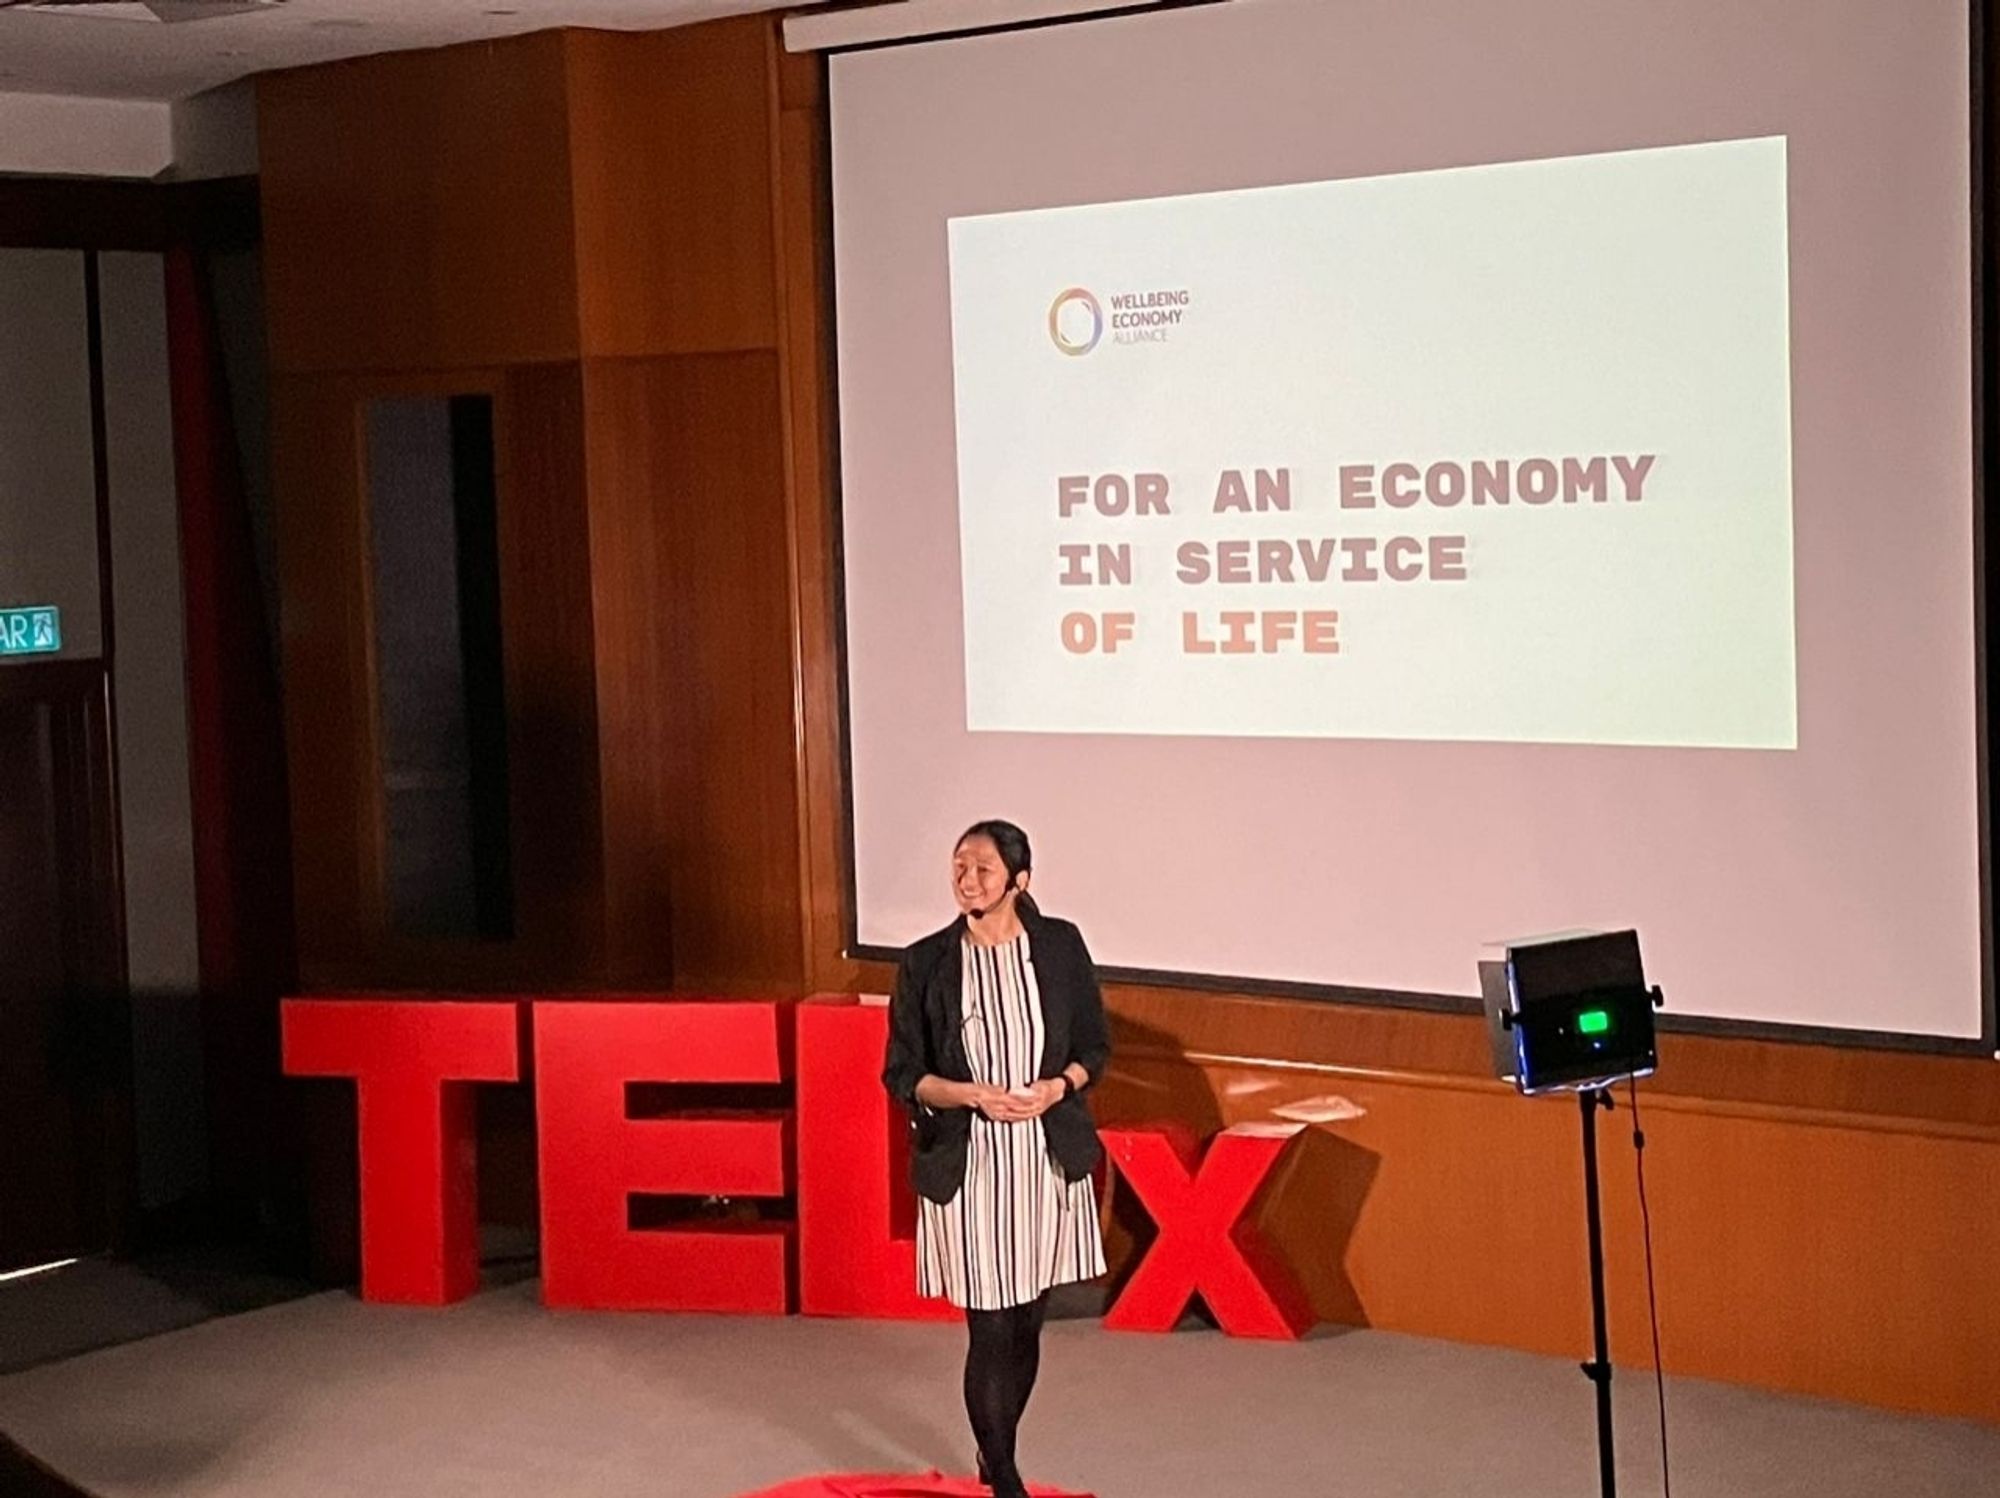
967 881 1023 925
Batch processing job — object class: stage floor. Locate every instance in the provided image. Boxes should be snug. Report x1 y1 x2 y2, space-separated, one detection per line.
0 1279 1993 1498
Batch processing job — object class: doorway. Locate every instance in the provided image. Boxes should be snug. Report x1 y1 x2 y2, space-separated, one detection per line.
0 661 125 1273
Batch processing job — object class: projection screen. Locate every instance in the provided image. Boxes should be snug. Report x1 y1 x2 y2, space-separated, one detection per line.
830 0 1989 1044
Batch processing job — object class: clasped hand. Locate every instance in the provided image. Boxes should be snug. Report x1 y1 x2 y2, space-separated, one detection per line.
960 1078 1064 1122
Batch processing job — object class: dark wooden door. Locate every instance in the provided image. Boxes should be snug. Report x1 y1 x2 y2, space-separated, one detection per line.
0 662 124 1273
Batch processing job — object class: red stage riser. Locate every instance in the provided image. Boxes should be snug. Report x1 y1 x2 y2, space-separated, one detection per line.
279 995 1314 1337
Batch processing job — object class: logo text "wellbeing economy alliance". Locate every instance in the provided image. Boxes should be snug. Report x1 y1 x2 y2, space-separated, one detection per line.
1047 286 1191 355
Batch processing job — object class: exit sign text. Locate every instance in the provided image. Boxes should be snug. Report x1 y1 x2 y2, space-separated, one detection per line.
0 606 61 656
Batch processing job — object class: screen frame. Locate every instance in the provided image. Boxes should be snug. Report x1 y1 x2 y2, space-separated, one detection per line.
825 0 1997 1057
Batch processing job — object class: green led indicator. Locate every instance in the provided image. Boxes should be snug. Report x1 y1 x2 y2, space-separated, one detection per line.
1576 1009 1611 1035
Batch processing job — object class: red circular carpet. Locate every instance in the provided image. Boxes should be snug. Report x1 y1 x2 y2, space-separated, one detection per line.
738 1475 1091 1497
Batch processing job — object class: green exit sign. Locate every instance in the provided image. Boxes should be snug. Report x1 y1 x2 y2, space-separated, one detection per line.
0 606 61 657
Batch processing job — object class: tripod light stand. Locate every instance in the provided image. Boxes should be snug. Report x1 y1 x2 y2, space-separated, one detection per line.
1479 930 1664 1498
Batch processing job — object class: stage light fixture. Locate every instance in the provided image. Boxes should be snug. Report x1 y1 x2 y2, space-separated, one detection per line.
1481 928 1660 1094
1479 929 1666 1498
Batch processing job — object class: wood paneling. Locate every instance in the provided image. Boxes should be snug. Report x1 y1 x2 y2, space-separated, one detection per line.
492 362 607 980
775 41 823 116
266 20 806 994
272 365 605 989
1094 982 2000 1131
1093 1042 2000 1423
582 352 804 989
258 33 581 375
565 20 780 358
564 19 805 984
776 64 847 997
268 370 372 975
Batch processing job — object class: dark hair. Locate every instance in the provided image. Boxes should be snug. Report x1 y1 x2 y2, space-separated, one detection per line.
957 818 1039 915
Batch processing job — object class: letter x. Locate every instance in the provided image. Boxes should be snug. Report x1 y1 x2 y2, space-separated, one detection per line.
1101 1123 1315 1339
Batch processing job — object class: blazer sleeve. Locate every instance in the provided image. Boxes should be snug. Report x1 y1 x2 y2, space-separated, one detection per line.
882 944 930 1110
1067 924 1112 1088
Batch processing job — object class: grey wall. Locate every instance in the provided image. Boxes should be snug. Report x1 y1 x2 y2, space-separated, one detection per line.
0 249 101 661
2 232 257 1222
100 250 207 1213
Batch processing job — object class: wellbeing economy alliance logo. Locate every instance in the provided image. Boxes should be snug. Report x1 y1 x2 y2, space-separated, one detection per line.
1047 287 1103 355
1047 285 1191 356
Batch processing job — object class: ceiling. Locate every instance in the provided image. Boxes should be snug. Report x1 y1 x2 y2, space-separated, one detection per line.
0 0 818 101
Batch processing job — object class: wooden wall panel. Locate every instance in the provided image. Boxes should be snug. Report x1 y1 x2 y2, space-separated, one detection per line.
492 362 606 981
820 948 2000 1131
1094 1045 2000 1423
268 371 372 975
581 352 804 989
273 365 606 989
1097 982 2000 1132
258 33 581 375
565 20 780 358
775 64 847 995
264 19 812 996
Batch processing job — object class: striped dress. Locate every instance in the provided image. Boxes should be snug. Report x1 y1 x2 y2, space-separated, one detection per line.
917 930 1108 1310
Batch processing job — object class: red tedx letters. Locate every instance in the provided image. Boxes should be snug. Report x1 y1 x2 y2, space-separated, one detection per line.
280 996 1313 1337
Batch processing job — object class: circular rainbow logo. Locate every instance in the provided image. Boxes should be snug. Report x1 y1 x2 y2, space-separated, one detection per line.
1047 287 1104 356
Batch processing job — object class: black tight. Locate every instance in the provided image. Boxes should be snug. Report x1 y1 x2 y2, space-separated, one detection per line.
963 1291 1049 1492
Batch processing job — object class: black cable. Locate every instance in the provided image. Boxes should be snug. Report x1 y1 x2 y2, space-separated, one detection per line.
1627 1075 1672 1498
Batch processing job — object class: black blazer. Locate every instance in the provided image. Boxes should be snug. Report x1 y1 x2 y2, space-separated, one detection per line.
881 904 1112 1205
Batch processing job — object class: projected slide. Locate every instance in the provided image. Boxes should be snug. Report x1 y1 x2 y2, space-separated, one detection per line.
837 0 1981 1037
949 137 1796 748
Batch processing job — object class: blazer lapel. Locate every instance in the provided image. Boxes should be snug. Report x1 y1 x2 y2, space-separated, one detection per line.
936 918 970 1072
1040 985 1070 1079
1023 910 1067 1078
